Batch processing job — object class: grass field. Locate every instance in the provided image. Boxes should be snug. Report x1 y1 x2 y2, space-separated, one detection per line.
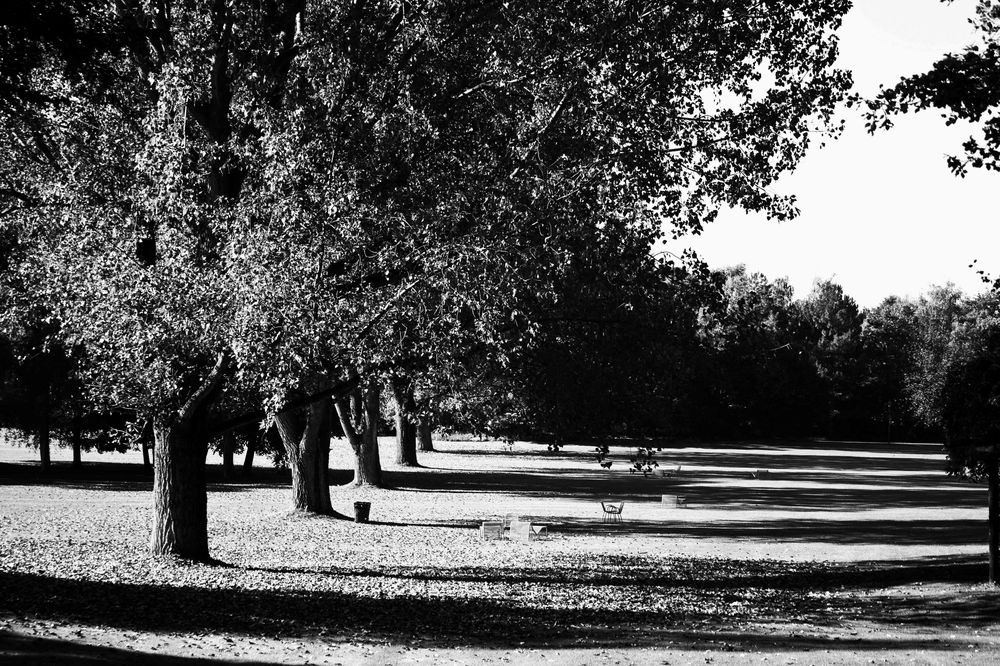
1 435 999 665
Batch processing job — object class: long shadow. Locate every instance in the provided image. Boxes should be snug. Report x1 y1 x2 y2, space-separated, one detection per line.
545 515 987 545
387 464 981 510
0 566 989 651
448 439 946 460
0 631 282 665
0 463 363 494
669 482 985 510
642 451 947 473
248 553 991 591
0 461 294 493
0 627 975 659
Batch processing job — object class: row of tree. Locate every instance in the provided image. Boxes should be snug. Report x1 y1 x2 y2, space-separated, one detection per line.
0 1 854 561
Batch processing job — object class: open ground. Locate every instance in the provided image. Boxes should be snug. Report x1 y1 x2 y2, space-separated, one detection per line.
1 436 998 665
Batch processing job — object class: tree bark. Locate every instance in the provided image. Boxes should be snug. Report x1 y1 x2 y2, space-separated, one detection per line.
417 420 434 452
149 352 226 561
36 386 50 471
150 420 210 561
221 430 235 481
391 377 418 466
334 382 384 488
275 399 333 514
242 432 256 476
989 457 999 585
71 427 82 468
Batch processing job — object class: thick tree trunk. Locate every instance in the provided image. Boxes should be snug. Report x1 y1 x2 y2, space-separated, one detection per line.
417 420 434 452
354 426 383 487
275 399 333 514
242 434 256 477
150 421 210 561
71 427 82 468
335 383 384 488
149 352 226 561
221 431 235 481
989 458 999 585
391 378 418 467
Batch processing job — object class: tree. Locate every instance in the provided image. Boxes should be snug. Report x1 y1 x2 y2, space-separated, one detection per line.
798 279 864 436
695 266 823 437
859 296 921 442
334 381 384 488
907 285 967 427
931 296 1000 584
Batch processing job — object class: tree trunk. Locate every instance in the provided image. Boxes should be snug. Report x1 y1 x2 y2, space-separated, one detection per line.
391 378 418 467
275 399 333 514
417 420 434 452
221 431 235 481
243 432 257 477
142 436 152 472
149 352 226 561
989 457 999 585
36 386 50 471
335 383 384 488
150 421 210 561
363 382 383 481
71 427 82 468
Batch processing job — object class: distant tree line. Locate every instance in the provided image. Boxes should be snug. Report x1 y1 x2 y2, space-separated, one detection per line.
433 267 991 447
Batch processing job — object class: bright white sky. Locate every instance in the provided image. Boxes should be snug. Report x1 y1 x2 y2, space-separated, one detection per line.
675 0 996 308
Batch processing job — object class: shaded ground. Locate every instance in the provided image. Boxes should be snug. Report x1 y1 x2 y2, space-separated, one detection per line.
1 436 999 664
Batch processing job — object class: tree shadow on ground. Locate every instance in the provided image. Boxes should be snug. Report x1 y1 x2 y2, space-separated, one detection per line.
0 628 978 662
0 462 370 494
542 515 986 545
0 461 295 493
669 480 984 510
389 463 981 510
246 553 989 591
0 559 994 652
0 631 281 666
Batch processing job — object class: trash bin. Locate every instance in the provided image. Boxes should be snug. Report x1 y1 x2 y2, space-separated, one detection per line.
353 501 371 523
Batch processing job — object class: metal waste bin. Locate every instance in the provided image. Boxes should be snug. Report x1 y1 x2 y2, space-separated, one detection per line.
353 501 371 523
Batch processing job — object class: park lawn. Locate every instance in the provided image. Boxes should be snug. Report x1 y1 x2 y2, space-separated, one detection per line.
1 437 999 665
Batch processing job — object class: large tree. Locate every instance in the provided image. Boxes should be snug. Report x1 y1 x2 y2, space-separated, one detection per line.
798 279 865 436
921 295 1000 584
859 296 922 442
2 1 853 560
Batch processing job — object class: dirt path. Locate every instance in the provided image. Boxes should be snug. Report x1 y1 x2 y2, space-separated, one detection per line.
1 437 998 664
